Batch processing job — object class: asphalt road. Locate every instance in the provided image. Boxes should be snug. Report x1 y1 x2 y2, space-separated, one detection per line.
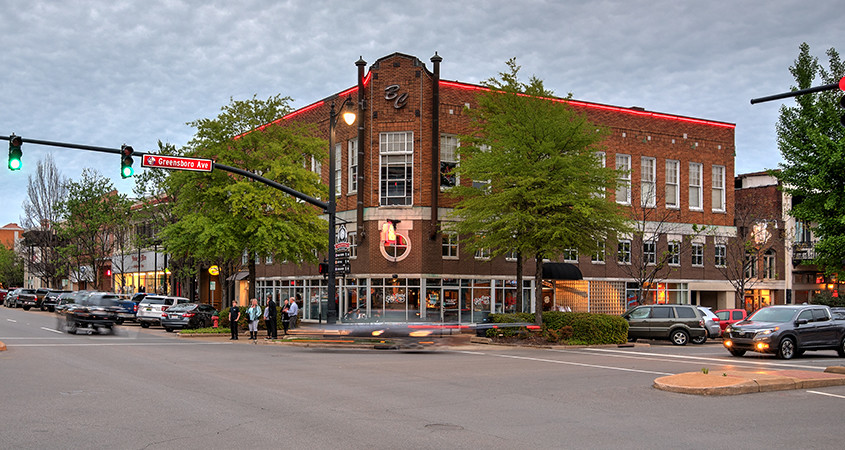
2 306 845 449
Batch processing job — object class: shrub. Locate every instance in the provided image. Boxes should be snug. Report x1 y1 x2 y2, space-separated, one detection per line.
486 311 628 345
811 290 845 307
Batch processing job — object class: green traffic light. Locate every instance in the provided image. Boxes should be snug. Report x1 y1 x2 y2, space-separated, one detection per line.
120 144 134 178
8 135 22 171
121 165 134 178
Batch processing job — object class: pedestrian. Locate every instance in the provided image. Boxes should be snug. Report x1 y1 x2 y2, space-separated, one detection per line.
265 295 277 339
287 296 299 329
246 298 262 341
229 300 241 340
280 298 290 335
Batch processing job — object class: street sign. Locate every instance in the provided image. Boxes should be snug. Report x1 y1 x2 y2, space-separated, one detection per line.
141 154 213 172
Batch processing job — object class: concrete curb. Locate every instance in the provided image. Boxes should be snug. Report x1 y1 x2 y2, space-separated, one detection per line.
654 368 845 396
0 340 6 351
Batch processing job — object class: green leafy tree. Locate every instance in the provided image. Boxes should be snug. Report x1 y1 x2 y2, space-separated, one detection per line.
448 59 630 324
775 43 845 271
56 169 132 290
0 244 24 288
162 94 327 307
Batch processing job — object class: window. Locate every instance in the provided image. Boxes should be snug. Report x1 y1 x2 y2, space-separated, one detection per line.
348 232 357 259
591 241 606 264
675 307 696 319
348 139 358 193
689 162 702 210
380 132 414 206
691 243 704 266
641 157 656 207
311 156 322 178
715 244 726 267
745 253 758 279
595 152 606 198
712 165 725 212
651 306 674 319
505 250 518 261
764 250 776 279
616 154 631 204
335 143 342 196
265 255 273 265
563 248 578 263
475 247 491 260
242 250 248 265
440 134 459 190
617 240 631 264
643 240 656 265
442 233 458 259
665 160 679 209
668 241 681 266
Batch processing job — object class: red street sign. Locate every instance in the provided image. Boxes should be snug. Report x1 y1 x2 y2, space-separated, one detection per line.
141 154 213 172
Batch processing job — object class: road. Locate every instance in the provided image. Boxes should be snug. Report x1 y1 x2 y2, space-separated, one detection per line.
2 306 845 449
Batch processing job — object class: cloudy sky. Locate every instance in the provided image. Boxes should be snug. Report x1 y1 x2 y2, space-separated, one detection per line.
1 0 840 228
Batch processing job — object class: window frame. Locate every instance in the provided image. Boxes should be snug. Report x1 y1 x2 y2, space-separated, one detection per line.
665 159 680 209
691 243 704 267
689 162 703 211
712 165 725 212
442 233 459 260
616 154 631 205
379 131 414 206
348 139 358 194
641 156 656 208
617 239 632 265
440 134 459 191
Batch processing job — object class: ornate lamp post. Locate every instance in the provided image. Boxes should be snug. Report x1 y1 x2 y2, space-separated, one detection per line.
327 97 356 323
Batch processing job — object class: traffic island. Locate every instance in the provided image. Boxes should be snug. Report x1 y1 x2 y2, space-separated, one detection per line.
654 367 845 395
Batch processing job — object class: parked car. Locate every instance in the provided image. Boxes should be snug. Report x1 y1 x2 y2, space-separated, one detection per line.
113 295 140 324
0 289 7 304
160 303 218 332
622 304 708 345
831 307 845 320
137 295 191 328
693 306 721 344
16 288 39 310
714 308 747 335
41 289 71 312
723 305 845 359
4 288 20 307
62 292 121 334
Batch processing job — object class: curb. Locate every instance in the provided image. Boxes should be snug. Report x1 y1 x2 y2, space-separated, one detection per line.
653 367 845 396
0 340 6 351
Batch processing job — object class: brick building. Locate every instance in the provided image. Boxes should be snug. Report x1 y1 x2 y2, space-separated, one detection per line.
254 52 738 323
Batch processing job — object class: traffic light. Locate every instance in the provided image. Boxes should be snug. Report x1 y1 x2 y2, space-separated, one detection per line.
8 134 22 171
120 145 134 178
840 76 845 127
318 262 329 278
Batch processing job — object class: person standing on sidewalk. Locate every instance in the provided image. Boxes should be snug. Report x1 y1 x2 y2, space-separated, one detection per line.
280 298 290 335
265 295 277 339
246 298 262 341
287 297 299 329
229 300 241 340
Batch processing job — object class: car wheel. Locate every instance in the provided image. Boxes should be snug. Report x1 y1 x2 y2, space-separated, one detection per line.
40 306 46 311
778 337 796 360
48 307 55 312
23 306 30 311
67 320 77 334
115 318 124 325
140 322 149 328
691 335 707 345
838 337 845 358
670 329 689 346
729 349 746 357
165 327 173 332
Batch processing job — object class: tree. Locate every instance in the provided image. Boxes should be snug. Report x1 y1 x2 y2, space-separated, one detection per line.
162 94 328 307
20 154 69 288
56 169 132 290
0 244 24 288
448 59 630 324
775 43 845 272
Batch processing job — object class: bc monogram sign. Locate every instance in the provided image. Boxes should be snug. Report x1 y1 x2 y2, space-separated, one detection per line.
384 84 408 109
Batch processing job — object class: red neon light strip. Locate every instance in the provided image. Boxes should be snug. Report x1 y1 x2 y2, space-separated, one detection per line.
440 80 735 129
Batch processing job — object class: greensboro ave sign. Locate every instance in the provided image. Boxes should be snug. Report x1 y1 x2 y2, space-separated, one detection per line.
141 154 213 172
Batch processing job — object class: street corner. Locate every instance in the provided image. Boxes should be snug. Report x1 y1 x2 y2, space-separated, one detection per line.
653 372 758 396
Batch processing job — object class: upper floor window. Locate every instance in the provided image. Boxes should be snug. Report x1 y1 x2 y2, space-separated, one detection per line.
440 134 459 190
442 233 458 259
764 250 776 279
265 255 273 265
643 240 656 265
616 154 631 205
563 248 578 263
668 241 681 266
617 239 631 264
691 243 704 266
348 139 358 193
348 232 358 259
591 241 606 264
712 165 725 212
715 244 726 267
641 157 656 208
665 160 679 209
335 143 342 196
595 152 606 198
689 162 703 211
380 132 413 206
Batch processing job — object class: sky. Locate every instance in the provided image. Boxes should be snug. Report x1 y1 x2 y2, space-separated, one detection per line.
1 0 841 228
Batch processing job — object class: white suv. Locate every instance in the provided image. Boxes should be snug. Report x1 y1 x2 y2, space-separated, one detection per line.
137 295 191 328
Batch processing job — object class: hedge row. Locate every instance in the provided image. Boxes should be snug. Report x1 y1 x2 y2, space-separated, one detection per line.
486 311 629 345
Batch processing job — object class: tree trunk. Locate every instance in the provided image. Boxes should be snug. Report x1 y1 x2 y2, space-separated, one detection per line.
248 251 256 303
515 251 523 313
534 253 544 326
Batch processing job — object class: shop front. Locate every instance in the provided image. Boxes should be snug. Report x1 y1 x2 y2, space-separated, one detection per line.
111 250 169 295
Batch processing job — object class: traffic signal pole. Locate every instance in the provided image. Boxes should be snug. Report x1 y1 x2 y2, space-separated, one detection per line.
751 76 845 104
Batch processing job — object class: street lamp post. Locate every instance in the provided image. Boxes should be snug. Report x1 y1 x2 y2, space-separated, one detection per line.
327 97 356 324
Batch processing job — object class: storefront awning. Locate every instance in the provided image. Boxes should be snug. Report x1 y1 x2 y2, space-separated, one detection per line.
227 271 249 281
542 263 583 280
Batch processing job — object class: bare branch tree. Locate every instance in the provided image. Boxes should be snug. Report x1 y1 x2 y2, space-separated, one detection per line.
20 154 69 288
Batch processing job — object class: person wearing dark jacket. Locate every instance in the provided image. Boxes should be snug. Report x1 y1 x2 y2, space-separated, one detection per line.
229 300 241 340
265 295 277 339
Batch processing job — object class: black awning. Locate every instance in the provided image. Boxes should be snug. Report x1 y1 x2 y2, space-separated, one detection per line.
542 263 583 280
226 271 249 281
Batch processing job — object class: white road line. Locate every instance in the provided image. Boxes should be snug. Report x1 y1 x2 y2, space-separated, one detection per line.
6 319 17 323
456 350 673 376
11 342 228 347
40 327 64 334
807 390 845 399
581 348 828 371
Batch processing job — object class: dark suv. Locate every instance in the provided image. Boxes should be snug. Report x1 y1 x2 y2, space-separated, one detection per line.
623 304 707 345
723 305 845 359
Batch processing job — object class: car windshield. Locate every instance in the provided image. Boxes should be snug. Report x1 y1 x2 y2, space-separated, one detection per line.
747 308 797 323
167 304 196 312
143 298 167 305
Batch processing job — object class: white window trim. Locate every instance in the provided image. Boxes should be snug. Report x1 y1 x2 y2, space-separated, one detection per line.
591 241 606 264
712 165 726 213
335 143 342 197
347 139 358 194
379 131 414 206
641 157 656 208
617 239 632 265
616 154 631 205
668 241 681 266
689 162 703 211
440 134 459 191
442 233 459 260
691 243 704 267
715 244 726 268
665 159 680 209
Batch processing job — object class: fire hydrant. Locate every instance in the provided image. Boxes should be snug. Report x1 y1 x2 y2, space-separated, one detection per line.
212 315 219 328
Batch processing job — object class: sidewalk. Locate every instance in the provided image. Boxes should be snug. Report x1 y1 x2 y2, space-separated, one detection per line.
654 366 845 395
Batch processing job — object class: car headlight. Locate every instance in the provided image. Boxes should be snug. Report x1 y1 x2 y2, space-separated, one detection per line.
725 325 732 333
754 327 779 337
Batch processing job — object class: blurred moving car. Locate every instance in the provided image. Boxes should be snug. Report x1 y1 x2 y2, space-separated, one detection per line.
622 304 708 346
137 295 191 328
54 293 78 315
41 289 71 312
62 292 121 334
160 303 218 332
693 306 722 344
714 308 747 335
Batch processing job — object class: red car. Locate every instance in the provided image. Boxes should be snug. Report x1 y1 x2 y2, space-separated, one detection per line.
714 309 747 335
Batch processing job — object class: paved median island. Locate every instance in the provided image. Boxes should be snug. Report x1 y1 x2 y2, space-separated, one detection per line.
654 367 845 395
